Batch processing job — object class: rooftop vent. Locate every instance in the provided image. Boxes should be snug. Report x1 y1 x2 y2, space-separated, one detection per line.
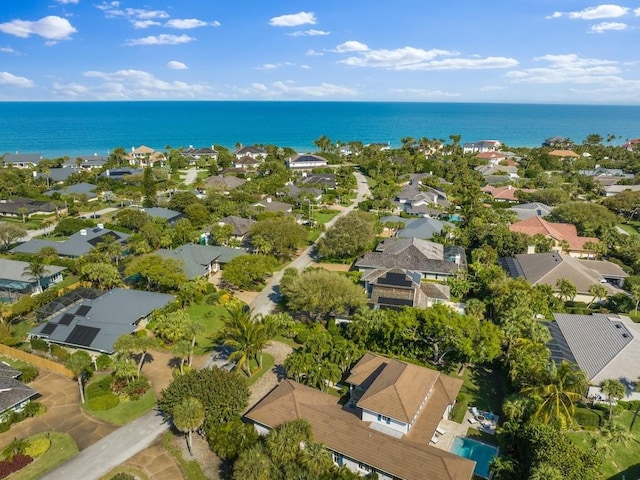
80 229 87 236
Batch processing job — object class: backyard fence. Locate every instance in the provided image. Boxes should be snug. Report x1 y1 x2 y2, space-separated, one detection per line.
0 344 74 379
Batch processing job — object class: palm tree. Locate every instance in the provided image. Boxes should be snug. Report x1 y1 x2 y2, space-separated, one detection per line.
233 444 273 480
172 396 204 456
65 350 93 404
173 340 191 374
1 437 30 461
601 421 633 446
556 278 577 303
22 257 49 294
521 361 588 429
218 302 270 376
631 284 640 314
529 464 563 480
588 283 609 307
600 378 626 422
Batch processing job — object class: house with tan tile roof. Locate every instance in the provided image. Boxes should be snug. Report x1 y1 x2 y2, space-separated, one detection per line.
548 149 580 160
245 352 473 480
508 216 599 258
481 184 532 202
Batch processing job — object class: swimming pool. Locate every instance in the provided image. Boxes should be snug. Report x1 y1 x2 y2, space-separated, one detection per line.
451 436 499 479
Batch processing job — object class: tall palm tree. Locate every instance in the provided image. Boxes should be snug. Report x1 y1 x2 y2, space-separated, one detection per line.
600 378 626 422
65 350 93 404
219 303 270 376
233 444 273 480
521 361 588 429
22 258 49 294
556 278 577 303
529 464 563 480
588 283 609 307
172 396 204 456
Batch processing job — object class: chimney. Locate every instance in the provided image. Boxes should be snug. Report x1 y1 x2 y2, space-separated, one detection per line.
527 245 536 254
507 185 512 190
266 197 272 203
97 223 104 230
80 229 87 236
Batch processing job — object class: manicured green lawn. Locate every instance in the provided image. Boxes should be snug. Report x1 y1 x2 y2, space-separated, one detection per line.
0 354 32 370
162 432 209 480
246 353 275 387
455 365 509 418
314 209 340 225
10 432 78 480
84 388 156 426
185 302 228 355
567 410 640 479
618 223 638 235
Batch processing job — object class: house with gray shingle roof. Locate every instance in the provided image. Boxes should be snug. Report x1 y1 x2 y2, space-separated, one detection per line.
44 182 99 201
508 202 553 221
29 288 174 354
0 197 58 219
156 244 248 279
0 258 66 296
12 226 129 258
547 313 640 396
2 153 43 168
213 216 256 240
355 238 465 281
141 207 185 226
204 175 246 192
362 268 450 310
0 375 38 417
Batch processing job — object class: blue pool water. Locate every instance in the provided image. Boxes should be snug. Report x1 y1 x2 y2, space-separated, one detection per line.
451 436 499 479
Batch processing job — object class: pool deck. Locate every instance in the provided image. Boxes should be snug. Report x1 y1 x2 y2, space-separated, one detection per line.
429 409 499 452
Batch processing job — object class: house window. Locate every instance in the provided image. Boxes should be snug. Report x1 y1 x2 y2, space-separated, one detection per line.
377 414 391 424
358 463 371 473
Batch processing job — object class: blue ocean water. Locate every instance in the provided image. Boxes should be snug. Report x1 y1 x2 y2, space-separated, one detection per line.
1 101 639 158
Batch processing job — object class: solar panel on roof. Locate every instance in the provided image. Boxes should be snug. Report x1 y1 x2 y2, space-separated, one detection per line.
75 305 92 316
377 297 414 306
65 325 100 347
378 272 413 288
40 323 57 335
59 313 75 325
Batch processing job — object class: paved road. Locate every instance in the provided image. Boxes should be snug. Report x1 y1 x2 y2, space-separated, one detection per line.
250 171 371 316
181 168 199 185
40 409 170 480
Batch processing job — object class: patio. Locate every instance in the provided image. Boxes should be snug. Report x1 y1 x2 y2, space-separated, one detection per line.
429 408 499 452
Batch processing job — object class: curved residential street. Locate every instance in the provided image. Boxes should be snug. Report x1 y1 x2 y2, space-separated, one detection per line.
250 170 371 316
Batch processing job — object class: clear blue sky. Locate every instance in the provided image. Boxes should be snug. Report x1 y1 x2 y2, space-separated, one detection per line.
1 1 639 103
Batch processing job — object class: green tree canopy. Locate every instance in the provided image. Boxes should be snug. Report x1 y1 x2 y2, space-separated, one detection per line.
549 201 619 236
317 211 377 260
125 254 186 292
222 254 278 290
248 217 307 260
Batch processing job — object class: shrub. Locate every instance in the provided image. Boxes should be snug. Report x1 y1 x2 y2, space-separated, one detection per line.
574 407 603 428
50 344 70 362
96 354 112 371
110 473 136 480
18 365 38 383
22 401 45 417
123 377 150 401
0 423 9 434
86 393 120 411
29 337 48 352
24 437 50 458
86 375 113 400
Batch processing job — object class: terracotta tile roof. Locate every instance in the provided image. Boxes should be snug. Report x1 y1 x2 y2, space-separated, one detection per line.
481 185 532 201
549 149 579 157
245 379 473 480
509 216 599 251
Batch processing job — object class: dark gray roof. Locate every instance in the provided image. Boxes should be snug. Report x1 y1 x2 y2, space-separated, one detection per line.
285 184 322 199
549 313 640 381
508 202 553 221
0 197 58 215
396 218 453 240
0 377 38 413
63 155 107 168
0 363 21 378
234 145 267 156
156 244 248 279
12 226 129 258
45 182 98 199
142 207 184 224
38 168 77 183
3 153 43 165
300 173 336 188
287 154 328 167
100 168 141 179
217 216 256 236
355 238 463 276
204 175 246 190
30 288 174 353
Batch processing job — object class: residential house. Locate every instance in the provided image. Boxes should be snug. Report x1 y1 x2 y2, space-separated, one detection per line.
181 146 218 164
380 216 452 240
44 182 99 201
245 352 474 480
0 364 38 419
36 168 78 184
508 216 599 258
29 288 174 354
481 185 531 203
283 183 322 203
203 175 246 192
395 175 450 216
63 155 107 170
12 225 129 258
141 207 185 226
2 153 43 169
233 145 267 161
547 313 640 398
156 244 248 279
100 167 141 180
130 145 156 165
498 252 627 302
0 197 59 219
475 164 519 178
543 136 573 148
462 140 501 154
233 156 262 171
0 258 66 297
548 150 580 162
300 172 337 189
365 142 391 151
508 202 554 221
623 138 640 151
286 154 328 170
250 198 293 214
212 216 256 243
604 184 640 197
362 268 450 309
355 238 466 281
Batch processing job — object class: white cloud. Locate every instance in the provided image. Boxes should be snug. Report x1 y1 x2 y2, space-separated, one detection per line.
57 0 79 4
166 19 218 29
167 60 188 70
635 7 640 16
269 12 316 27
0 72 34 87
233 81 356 98
51 69 212 99
300 65 311 70
590 21 627 32
479 85 505 92
256 62 294 70
132 20 160 29
507 53 621 84
334 41 369 53
397 56 519 71
0 16 76 41
124 34 194 46
305 49 324 56
0 47 18 54
289 29 329 37
389 88 460 99
548 4 629 20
